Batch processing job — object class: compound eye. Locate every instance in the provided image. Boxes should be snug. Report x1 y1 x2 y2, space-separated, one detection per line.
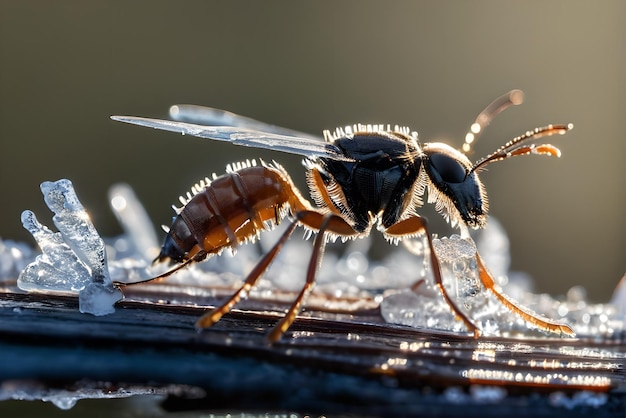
429 153 467 183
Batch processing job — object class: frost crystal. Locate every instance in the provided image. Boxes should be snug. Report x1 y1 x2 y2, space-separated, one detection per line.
18 179 122 315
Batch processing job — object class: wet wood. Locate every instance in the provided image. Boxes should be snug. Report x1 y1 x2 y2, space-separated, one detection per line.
0 285 625 417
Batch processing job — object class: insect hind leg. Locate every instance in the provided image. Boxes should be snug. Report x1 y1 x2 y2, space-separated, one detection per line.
266 213 339 343
197 210 356 342
195 219 300 330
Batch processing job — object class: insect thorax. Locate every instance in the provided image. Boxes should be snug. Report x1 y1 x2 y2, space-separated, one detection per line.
305 128 425 232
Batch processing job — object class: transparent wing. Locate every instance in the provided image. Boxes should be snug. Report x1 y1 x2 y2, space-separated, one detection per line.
169 104 322 141
111 116 353 162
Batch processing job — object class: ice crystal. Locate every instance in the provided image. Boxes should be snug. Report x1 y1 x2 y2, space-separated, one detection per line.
18 179 122 315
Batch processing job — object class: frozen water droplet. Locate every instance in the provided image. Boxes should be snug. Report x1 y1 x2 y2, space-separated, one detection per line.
443 386 469 404
47 396 78 410
549 390 608 410
469 385 507 403
79 282 122 316
567 285 587 304
380 289 462 332
432 234 477 263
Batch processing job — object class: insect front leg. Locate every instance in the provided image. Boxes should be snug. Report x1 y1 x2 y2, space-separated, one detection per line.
384 215 481 338
474 252 575 336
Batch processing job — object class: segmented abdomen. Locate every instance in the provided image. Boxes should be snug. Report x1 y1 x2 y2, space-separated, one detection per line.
156 161 302 263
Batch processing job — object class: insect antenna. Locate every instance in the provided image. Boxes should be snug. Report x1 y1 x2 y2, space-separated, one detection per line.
462 89 525 154
113 256 197 287
469 123 573 174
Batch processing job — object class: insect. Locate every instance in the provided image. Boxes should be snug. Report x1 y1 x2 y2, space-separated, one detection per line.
112 90 575 341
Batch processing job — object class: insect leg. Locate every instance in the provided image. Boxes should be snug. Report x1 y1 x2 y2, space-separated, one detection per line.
195 219 300 330
385 216 480 337
474 252 575 336
266 213 337 343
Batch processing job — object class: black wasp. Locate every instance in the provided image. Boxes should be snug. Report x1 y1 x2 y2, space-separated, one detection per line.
112 90 574 341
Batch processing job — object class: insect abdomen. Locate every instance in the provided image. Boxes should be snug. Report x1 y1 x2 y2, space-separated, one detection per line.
156 164 297 264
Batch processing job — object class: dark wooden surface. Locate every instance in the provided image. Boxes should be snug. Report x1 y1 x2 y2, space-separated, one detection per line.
1 284 625 417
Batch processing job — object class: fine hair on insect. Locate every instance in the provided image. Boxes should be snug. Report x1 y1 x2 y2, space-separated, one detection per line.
112 90 575 342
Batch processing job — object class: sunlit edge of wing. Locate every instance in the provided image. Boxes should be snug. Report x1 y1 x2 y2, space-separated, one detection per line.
169 104 323 141
110 116 353 162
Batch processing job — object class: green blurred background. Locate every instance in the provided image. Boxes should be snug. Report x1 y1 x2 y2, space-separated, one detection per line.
0 1 624 302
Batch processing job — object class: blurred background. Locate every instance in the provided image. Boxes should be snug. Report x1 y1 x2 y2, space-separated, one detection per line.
0 1 624 302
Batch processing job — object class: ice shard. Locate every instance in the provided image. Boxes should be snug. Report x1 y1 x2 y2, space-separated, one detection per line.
42 179 109 283
108 183 160 262
381 233 522 336
18 210 92 292
18 179 121 315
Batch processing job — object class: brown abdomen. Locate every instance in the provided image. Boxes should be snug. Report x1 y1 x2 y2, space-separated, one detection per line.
156 164 297 263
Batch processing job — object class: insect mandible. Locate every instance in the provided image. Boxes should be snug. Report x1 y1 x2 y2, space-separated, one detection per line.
112 90 575 341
